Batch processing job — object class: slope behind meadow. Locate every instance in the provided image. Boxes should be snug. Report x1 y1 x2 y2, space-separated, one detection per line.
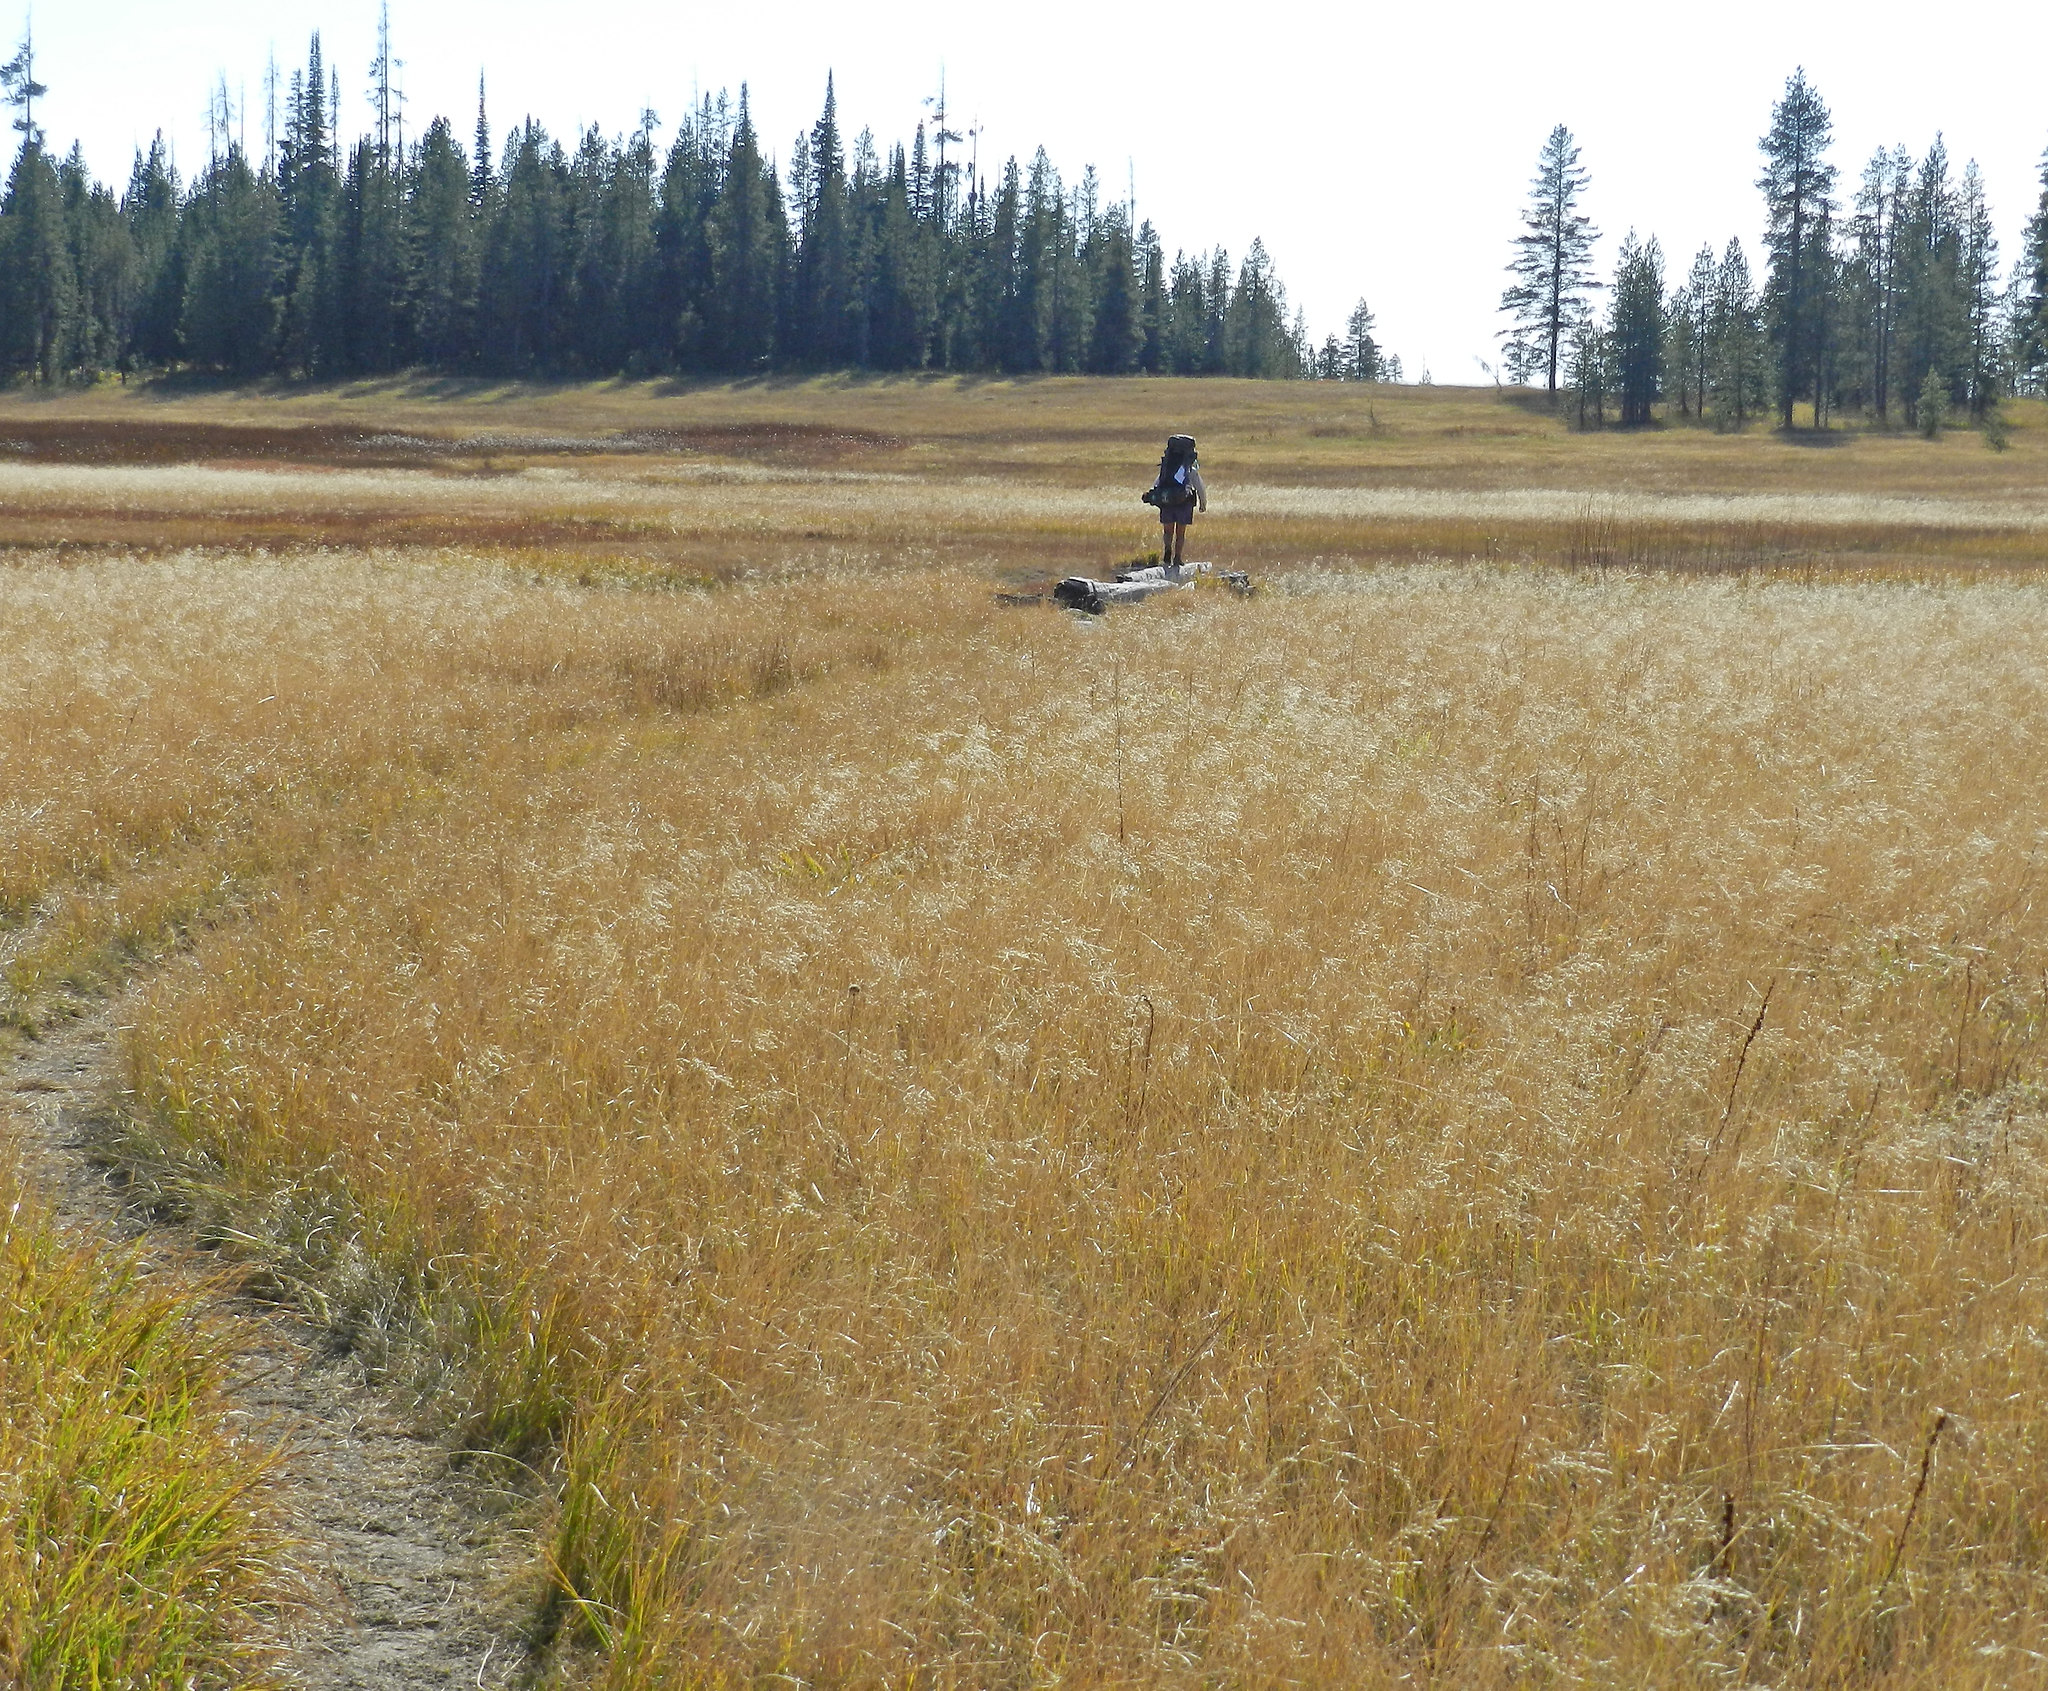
4 379 2048 1685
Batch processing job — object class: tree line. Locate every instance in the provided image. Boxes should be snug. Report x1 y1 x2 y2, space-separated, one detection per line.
0 22 1397 385
1501 72 2048 432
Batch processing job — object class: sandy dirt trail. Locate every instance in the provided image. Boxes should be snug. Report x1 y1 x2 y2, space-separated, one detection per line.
2 975 535 1689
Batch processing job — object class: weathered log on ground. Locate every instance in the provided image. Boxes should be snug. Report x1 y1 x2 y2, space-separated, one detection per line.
1052 562 1209 615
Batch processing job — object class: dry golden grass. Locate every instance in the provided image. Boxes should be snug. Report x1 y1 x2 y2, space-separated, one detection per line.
120 572 2048 1684
7 380 2048 1684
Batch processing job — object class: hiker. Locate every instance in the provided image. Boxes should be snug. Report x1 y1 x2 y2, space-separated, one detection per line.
1148 433 1206 566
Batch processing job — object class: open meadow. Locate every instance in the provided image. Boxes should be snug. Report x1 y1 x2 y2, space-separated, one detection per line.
6 376 2048 1686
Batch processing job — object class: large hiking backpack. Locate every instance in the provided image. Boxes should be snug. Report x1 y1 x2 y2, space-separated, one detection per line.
1150 434 1197 506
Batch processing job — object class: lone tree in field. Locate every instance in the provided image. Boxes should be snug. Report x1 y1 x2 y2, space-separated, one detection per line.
1758 69 1838 429
1501 123 1599 398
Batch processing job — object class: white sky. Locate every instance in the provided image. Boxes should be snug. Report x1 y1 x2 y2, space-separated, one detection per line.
27 1 2048 380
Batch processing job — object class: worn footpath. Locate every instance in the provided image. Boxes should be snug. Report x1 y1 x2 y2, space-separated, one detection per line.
2 979 535 1689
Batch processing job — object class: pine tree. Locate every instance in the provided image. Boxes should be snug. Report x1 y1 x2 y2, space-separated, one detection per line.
1 17 48 146
181 146 281 375
479 121 571 370
1203 248 1230 374
1340 297 1379 381
470 76 493 208
1895 138 1965 429
1565 312 1608 429
1223 239 1296 377
406 116 476 364
1608 233 1665 426
1085 202 1140 374
1666 245 1715 417
333 135 404 373
123 136 182 368
1708 237 1768 427
1500 124 1598 397
1757 69 1838 428
980 157 1022 370
63 145 138 373
1959 160 1999 417
655 91 728 369
704 90 783 370
1135 219 1165 373
792 76 851 366
0 19 72 380
278 35 341 373
0 138 72 379
2019 144 2048 392
1843 148 1907 419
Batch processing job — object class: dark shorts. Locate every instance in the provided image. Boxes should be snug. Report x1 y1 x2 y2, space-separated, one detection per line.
1158 501 1196 527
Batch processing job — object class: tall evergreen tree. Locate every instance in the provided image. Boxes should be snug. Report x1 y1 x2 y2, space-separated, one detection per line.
181 147 280 376
1343 297 1381 381
1085 201 1140 374
1666 245 1715 417
703 90 782 370
1894 137 1965 428
1757 69 1838 428
1203 248 1230 374
278 35 340 373
1708 238 1769 427
1500 123 1598 397
406 116 476 365
122 135 182 368
1959 160 2000 417
470 76 493 208
792 76 852 366
2019 143 2048 391
654 91 727 369
1565 312 1608 428
0 137 71 379
63 145 138 373
0 19 70 380
1843 147 1908 418
1162 249 1206 374
1226 238 1292 377
1607 233 1665 426
1135 219 1165 373
479 121 571 370
0 19 46 141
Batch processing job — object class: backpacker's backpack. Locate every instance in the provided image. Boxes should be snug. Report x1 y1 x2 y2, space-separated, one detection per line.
1153 434 1198 503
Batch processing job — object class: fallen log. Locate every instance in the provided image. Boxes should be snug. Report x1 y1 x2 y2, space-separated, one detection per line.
1052 561 1209 615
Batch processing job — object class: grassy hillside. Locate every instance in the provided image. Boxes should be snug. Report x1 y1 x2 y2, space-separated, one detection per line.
5 377 2048 1684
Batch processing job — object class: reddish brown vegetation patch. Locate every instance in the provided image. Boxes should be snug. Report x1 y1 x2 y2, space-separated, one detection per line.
0 417 901 472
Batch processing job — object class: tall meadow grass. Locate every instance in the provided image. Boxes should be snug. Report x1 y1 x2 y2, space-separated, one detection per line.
0 1158 281 1686
119 566 2048 1683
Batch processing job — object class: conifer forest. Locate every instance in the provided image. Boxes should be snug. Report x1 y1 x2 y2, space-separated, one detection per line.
1495 75 2048 429
0 24 1347 386
1 21 2046 420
